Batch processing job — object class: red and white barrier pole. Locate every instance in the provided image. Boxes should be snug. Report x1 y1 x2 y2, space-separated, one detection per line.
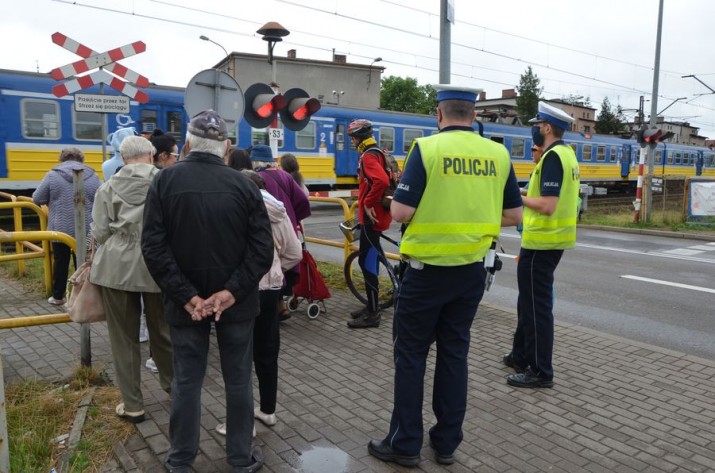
633 147 647 223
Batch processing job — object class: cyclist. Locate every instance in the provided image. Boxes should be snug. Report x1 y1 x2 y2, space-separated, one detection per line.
346 118 392 329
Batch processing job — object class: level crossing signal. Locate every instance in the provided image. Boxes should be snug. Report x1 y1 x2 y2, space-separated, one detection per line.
244 83 321 131
635 125 675 149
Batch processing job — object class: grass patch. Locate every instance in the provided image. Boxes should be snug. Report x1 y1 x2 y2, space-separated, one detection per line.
0 256 46 294
6 367 132 473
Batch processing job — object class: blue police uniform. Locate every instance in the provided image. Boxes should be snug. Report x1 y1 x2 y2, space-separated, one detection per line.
368 85 523 466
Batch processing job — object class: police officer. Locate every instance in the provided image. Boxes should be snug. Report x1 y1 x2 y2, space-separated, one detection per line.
504 101 580 388
367 85 523 467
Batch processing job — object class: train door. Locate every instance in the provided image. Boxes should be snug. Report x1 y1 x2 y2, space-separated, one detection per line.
620 144 632 178
696 151 704 176
334 118 358 177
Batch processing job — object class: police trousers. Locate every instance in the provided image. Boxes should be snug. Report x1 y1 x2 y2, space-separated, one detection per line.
386 260 485 456
511 248 563 379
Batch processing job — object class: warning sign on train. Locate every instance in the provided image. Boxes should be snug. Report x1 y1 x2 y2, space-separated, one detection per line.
74 94 130 113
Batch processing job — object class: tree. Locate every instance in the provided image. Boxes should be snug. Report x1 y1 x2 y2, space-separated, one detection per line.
380 76 436 114
516 66 542 123
595 97 626 134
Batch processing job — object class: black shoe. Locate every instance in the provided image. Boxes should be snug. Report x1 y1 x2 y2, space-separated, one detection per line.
367 439 420 467
502 353 527 373
506 368 554 388
350 306 369 319
429 440 455 465
231 446 264 472
347 311 381 329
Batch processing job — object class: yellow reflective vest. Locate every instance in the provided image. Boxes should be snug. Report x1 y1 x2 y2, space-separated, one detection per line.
522 144 580 249
400 130 511 266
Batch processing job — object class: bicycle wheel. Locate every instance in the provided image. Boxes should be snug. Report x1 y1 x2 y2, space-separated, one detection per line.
344 250 399 309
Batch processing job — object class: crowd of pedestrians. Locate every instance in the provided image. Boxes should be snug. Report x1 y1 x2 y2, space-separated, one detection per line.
32 85 579 470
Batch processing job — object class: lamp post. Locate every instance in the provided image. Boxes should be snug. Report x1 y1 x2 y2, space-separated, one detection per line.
199 35 231 75
257 21 290 158
367 57 382 90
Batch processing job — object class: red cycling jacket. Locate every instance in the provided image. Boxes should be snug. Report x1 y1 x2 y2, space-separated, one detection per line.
357 149 392 232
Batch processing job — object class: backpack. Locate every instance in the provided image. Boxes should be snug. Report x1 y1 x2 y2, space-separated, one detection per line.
362 148 400 210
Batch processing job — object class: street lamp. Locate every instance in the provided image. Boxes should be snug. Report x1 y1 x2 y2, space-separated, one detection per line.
199 35 231 74
367 57 382 90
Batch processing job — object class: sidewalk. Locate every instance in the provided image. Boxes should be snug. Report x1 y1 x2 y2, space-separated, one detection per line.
1 273 715 473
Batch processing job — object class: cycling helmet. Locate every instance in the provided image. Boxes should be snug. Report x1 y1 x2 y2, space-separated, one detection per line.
347 119 373 138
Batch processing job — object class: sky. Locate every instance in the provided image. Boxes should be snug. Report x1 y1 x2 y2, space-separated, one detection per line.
3 0 715 139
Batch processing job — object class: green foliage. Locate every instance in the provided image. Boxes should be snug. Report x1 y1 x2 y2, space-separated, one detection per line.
380 76 436 114
595 97 626 134
515 66 542 123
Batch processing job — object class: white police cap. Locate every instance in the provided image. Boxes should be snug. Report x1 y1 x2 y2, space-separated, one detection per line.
432 84 483 103
528 101 575 130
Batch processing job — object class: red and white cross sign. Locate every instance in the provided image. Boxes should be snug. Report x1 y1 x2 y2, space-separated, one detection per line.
50 32 149 103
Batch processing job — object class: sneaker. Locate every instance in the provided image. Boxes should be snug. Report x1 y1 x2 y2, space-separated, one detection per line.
48 296 66 305
347 311 381 329
139 314 149 343
145 358 158 373
216 423 256 437
116 403 145 423
349 306 369 319
254 407 277 426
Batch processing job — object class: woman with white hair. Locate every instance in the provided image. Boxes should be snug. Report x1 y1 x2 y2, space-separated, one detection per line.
90 136 173 423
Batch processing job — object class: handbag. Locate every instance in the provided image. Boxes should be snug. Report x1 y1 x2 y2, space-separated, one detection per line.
67 239 106 323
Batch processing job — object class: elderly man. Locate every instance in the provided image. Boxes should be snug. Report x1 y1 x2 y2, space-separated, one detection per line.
142 110 274 473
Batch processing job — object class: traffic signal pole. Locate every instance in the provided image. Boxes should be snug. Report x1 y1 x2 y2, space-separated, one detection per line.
644 0 665 223
633 147 648 223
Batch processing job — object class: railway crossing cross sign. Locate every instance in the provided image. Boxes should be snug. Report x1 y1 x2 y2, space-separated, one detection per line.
50 32 149 103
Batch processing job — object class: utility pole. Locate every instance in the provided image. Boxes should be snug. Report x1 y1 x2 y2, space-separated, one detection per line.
439 0 452 84
644 0 664 223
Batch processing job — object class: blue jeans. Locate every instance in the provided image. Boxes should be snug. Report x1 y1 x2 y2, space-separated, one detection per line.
165 319 255 469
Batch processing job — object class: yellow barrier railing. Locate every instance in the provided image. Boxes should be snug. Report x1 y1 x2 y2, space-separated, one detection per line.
0 200 52 294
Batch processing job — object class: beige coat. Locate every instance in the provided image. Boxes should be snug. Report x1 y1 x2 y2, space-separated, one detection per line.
260 190 302 291
90 163 161 292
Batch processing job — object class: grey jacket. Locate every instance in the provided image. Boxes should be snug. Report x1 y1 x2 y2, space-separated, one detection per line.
32 160 101 237
90 163 160 292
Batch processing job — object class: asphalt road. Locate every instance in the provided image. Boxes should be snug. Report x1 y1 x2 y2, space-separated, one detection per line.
303 204 715 361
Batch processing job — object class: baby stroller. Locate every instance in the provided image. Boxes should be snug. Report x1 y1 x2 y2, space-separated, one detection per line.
288 242 331 319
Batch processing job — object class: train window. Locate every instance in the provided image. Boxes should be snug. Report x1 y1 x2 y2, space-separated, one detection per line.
511 138 525 159
705 153 715 167
655 151 662 164
379 127 395 153
596 146 606 162
490 135 504 144
582 144 592 161
666 152 673 164
570 143 577 154
675 152 681 165
166 111 184 141
403 129 423 153
21 99 60 139
609 146 617 162
140 110 157 134
296 122 316 149
73 110 103 141
251 122 283 147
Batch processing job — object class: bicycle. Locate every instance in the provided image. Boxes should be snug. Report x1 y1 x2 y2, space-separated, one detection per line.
339 219 405 309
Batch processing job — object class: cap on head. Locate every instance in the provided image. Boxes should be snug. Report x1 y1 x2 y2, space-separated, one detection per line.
432 84 482 104
528 102 575 130
188 110 228 141
250 144 274 162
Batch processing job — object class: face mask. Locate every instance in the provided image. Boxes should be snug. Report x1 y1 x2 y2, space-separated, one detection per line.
531 125 545 147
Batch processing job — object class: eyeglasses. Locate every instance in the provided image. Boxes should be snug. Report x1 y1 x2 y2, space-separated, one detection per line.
168 152 179 158
531 148 538 152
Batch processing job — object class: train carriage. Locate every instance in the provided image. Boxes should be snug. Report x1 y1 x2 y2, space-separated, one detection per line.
1 68 713 192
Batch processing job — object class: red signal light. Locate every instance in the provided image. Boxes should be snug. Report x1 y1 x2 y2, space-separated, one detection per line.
256 100 275 118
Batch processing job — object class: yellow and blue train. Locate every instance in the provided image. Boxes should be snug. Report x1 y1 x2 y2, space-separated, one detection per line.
1 68 713 191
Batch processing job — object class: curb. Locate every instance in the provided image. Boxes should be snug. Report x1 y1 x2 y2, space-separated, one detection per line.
577 224 715 241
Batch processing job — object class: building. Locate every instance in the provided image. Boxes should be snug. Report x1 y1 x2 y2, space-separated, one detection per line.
473 90 596 133
215 50 384 110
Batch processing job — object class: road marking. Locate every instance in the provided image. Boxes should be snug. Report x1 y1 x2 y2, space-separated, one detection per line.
621 275 715 294
663 248 704 256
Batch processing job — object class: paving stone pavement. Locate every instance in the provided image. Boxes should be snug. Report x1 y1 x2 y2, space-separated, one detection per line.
2 273 715 473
